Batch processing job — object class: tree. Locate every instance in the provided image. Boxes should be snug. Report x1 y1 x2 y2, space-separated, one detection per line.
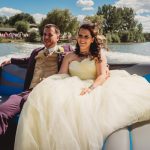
97 5 145 42
133 24 145 42
15 21 29 33
39 9 79 36
137 23 143 33
0 16 8 24
97 5 137 34
144 33 150 41
8 13 35 26
0 16 9 27
84 15 104 34
26 31 40 42
121 7 137 31
97 5 123 34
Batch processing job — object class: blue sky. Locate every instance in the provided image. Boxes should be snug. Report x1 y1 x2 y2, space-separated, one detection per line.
0 0 150 32
0 0 116 16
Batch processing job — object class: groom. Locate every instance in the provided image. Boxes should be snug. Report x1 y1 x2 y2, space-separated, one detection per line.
0 24 72 136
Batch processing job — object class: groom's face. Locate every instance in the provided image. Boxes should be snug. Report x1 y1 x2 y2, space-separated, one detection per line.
43 27 59 48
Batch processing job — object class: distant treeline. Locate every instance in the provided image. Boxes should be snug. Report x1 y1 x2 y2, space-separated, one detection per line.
0 4 149 43
144 33 150 41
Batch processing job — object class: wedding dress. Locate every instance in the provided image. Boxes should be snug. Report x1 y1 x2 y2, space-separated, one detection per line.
14 58 150 150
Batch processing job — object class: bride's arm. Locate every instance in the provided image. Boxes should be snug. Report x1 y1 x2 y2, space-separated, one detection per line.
92 53 109 88
80 51 109 95
58 53 74 74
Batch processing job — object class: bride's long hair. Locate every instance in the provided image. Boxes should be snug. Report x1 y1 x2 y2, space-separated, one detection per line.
75 23 101 62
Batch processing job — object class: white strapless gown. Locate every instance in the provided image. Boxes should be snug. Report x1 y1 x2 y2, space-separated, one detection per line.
14 59 150 150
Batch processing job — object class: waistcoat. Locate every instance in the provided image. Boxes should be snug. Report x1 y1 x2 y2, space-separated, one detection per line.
29 49 58 89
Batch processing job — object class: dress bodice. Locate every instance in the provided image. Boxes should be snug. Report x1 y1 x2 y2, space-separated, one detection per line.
69 58 96 80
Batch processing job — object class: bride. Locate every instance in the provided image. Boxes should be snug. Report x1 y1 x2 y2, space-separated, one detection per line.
14 23 150 150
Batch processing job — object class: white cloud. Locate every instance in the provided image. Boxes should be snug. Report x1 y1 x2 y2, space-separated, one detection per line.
76 0 94 7
0 7 22 17
76 0 94 11
115 0 150 14
32 13 46 24
0 7 46 24
114 0 150 32
82 7 94 11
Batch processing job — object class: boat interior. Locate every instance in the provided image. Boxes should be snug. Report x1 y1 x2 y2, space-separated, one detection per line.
0 63 150 150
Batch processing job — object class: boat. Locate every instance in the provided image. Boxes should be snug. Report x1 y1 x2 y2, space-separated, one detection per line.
0 63 150 150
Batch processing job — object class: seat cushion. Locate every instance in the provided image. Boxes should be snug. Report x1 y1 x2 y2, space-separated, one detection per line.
0 95 9 104
0 64 27 96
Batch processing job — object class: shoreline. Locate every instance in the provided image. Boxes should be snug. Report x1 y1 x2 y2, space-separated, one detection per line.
0 38 149 44
0 39 42 44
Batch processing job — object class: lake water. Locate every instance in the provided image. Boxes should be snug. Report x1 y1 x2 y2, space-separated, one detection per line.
0 42 150 64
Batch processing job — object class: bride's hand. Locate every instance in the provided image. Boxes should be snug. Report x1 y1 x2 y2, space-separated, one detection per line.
80 87 92 95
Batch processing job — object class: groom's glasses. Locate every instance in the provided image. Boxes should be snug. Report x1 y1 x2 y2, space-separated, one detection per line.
78 34 92 39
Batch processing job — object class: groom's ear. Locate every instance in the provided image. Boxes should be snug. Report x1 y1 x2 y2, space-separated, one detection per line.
56 36 59 42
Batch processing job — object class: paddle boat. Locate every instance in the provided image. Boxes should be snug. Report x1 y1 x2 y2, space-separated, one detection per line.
0 62 150 150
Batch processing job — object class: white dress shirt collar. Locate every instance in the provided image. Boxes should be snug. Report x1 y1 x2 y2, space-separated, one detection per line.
46 45 58 53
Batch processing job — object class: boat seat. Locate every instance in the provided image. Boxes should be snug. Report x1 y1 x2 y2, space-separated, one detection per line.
103 128 130 150
1 63 150 150
131 121 150 150
0 64 26 98
103 121 150 150
0 64 27 124
103 63 150 150
0 95 9 103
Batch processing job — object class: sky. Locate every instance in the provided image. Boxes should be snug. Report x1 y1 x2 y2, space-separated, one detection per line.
0 0 150 32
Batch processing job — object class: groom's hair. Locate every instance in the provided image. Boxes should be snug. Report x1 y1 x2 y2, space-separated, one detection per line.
44 24 60 35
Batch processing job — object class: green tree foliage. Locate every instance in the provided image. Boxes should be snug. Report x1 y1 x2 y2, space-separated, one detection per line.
97 5 145 42
106 33 120 43
118 30 145 42
144 33 150 41
106 33 112 43
8 13 35 26
0 16 9 27
122 8 137 31
119 31 130 42
0 16 8 24
97 5 122 33
111 33 120 43
97 5 137 34
26 31 40 42
15 21 29 33
136 23 143 33
84 15 104 34
39 9 79 36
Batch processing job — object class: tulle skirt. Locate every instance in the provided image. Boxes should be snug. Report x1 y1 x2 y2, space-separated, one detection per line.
14 70 150 150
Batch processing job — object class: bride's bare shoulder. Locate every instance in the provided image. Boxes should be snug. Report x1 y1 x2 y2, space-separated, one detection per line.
65 52 78 61
66 52 76 57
